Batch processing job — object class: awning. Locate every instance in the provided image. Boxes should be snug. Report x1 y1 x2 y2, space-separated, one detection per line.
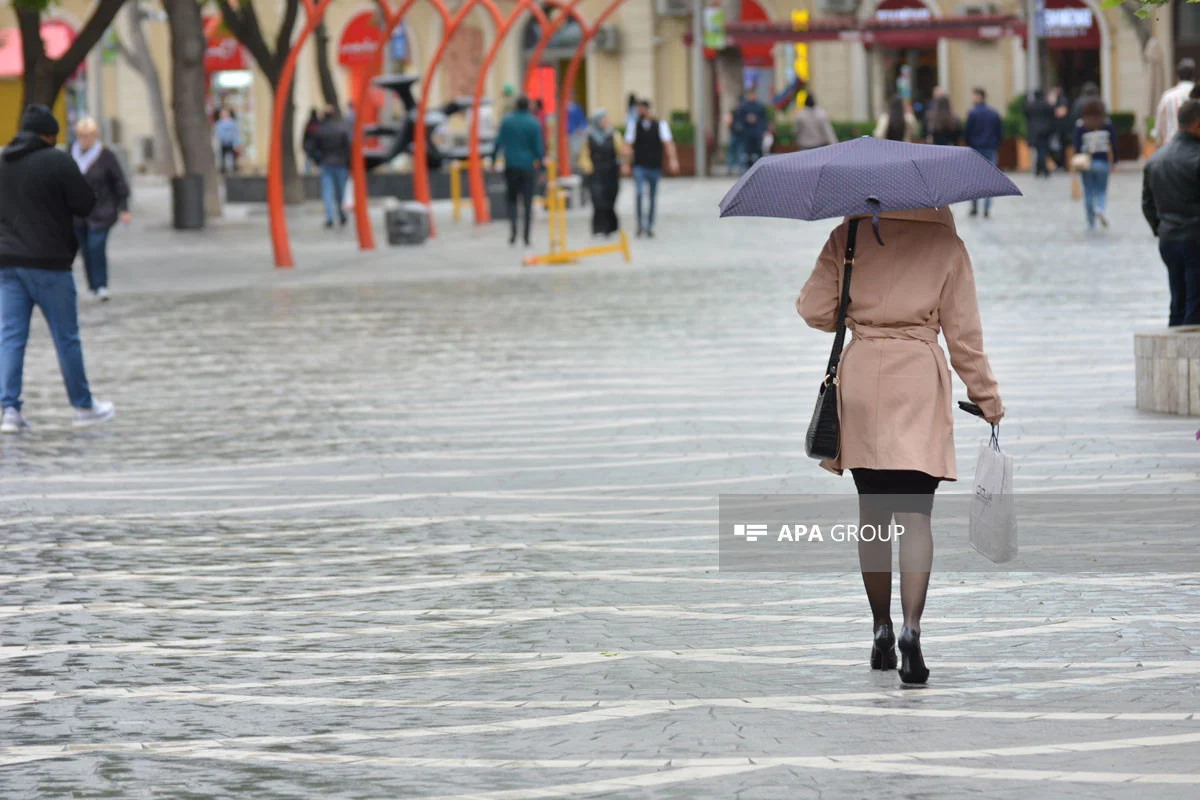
0 21 76 78
726 15 1026 50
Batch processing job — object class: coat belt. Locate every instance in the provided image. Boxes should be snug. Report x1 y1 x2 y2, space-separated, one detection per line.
849 324 939 343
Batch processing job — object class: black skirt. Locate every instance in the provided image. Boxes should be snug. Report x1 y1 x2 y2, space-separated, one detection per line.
851 468 940 515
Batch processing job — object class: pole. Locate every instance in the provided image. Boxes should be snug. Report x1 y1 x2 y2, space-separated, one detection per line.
1025 0 1041 97
692 0 707 178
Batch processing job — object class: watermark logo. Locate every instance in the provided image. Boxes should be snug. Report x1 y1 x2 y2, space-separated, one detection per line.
733 523 768 542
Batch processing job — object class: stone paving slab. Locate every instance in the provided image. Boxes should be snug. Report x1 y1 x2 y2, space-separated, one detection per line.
1 173 1198 798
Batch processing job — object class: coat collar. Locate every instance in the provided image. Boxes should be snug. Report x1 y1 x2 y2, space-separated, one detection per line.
847 206 956 232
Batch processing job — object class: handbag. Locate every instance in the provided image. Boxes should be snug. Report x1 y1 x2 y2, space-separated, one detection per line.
1070 152 1092 172
969 426 1017 563
805 218 860 460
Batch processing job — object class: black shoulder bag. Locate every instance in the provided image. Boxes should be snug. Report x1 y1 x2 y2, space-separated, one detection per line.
805 218 860 461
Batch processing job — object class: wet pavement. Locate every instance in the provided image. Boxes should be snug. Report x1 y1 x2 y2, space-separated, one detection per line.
1 173 1198 798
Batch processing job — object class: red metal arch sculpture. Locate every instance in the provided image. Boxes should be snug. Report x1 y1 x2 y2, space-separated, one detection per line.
466 0 589 224
555 0 631 179
348 0 450 252
267 0 337 268
411 0 506 239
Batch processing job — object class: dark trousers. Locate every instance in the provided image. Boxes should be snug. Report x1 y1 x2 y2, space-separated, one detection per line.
1159 240 1200 326
1032 137 1050 177
505 168 535 244
74 226 110 292
220 144 238 174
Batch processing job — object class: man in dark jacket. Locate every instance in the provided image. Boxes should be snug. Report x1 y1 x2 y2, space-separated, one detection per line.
1024 89 1055 178
493 96 544 247
1143 99 1200 326
963 88 1003 218
0 105 115 433
314 106 351 229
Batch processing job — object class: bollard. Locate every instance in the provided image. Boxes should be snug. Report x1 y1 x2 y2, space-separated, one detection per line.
450 160 463 222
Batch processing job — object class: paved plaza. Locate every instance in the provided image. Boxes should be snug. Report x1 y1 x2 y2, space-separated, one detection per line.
1 173 1199 799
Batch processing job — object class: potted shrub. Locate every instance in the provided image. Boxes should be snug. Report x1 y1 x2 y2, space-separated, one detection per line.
830 121 876 142
772 119 797 153
668 110 696 176
1142 115 1157 160
998 95 1027 172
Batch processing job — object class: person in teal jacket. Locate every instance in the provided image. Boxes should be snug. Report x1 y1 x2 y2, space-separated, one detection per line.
493 97 544 246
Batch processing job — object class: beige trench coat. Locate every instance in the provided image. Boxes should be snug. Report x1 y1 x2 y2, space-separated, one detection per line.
797 207 1003 481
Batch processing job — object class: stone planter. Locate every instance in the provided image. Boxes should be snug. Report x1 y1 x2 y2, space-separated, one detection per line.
1116 133 1141 163
997 138 1019 171
672 142 696 177
1135 327 1200 416
1143 139 1157 161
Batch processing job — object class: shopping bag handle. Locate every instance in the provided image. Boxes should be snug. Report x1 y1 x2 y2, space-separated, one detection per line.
989 424 1000 451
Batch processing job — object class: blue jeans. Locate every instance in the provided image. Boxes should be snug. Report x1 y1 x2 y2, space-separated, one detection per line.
0 268 93 411
971 149 998 215
633 165 661 232
320 165 349 224
726 137 743 174
1158 240 1200 326
1080 161 1110 228
74 225 110 292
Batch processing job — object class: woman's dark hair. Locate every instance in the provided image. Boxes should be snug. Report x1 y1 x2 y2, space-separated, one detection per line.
885 96 907 141
805 93 816 108
927 96 956 135
1080 97 1107 130
627 93 638 110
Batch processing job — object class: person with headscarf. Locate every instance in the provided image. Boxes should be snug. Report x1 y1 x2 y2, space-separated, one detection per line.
71 116 130 300
577 109 623 237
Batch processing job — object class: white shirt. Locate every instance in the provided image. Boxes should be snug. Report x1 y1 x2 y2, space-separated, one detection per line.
624 118 673 144
1155 81 1195 146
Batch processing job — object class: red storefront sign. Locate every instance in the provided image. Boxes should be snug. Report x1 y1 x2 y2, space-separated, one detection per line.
204 16 246 72
1042 0 1100 50
338 12 384 68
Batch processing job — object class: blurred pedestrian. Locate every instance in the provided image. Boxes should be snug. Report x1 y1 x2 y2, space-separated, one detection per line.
725 94 745 174
214 108 240 174
925 95 960 146
792 93 837 151
1047 86 1071 172
577 109 622 238
71 117 130 301
0 105 116 433
874 96 918 142
1070 82 1101 126
313 105 350 229
302 109 321 174
1155 58 1196 147
1072 98 1117 230
963 88 1003 218
1143 99 1200 326
493 95 544 247
565 91 587 169
1024 89 1055 178
736 89 768 170
624 99 679 238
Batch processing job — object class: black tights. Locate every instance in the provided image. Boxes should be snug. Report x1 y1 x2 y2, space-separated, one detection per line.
858 500 933 634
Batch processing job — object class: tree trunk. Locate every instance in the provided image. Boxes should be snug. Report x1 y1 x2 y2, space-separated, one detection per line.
279 83 304 205
17 0 129 108
163 0 222 217
121 0 178 176
314 21 340 111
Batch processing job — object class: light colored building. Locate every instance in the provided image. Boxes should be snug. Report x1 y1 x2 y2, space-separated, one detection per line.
0 0 1169 172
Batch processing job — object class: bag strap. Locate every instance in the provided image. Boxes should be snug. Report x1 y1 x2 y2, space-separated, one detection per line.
824 218 860 383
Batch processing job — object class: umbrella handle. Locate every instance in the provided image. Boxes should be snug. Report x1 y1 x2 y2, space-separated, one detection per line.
866 196 885 247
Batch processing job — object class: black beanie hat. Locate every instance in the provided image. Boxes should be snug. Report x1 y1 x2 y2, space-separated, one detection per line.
19 105 60 137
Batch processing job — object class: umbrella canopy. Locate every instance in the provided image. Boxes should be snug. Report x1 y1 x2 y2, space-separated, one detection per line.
718 137 1021 223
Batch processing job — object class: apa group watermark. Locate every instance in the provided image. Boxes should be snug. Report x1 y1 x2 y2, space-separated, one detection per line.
734 522 905 543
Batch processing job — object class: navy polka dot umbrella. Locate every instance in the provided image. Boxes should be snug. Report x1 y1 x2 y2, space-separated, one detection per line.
718 137 1022 244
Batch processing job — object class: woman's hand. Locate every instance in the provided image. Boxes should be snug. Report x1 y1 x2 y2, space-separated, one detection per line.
119 211 132 226
984 406 1005 426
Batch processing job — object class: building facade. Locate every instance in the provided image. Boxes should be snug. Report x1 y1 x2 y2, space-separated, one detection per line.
0 0 1170 173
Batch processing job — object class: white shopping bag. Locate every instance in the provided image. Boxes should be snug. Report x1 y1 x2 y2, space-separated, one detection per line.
969 427 1017 563
342 176 355 213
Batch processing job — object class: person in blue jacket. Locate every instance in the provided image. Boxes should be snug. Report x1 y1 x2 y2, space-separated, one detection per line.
493 96 545 247
1073 98 1118 231
963 87 1004 219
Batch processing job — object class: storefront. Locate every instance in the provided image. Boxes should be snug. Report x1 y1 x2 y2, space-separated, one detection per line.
1041 0 1102 100
204 15 254 164
0 20 78 144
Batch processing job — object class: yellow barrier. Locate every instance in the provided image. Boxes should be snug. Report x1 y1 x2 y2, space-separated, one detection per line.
450 160 463 222
522 159 632 268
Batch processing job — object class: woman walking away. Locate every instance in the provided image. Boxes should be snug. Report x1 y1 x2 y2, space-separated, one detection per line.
874 96 919 143
1073 98 1117 230
578 110 623 237
925 96 960 146
71 117 130 301
797 206 1004 684
793 94 838 151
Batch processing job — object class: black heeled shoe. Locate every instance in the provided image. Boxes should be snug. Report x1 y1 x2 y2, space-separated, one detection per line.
897 626 929 685
869 623 896 671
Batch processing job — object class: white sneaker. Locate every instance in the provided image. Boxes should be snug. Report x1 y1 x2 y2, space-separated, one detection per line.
1 407 30 434
74 400 115 427
97 287 110 301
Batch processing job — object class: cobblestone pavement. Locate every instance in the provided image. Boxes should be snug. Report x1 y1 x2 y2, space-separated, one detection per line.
1 172 1198 799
